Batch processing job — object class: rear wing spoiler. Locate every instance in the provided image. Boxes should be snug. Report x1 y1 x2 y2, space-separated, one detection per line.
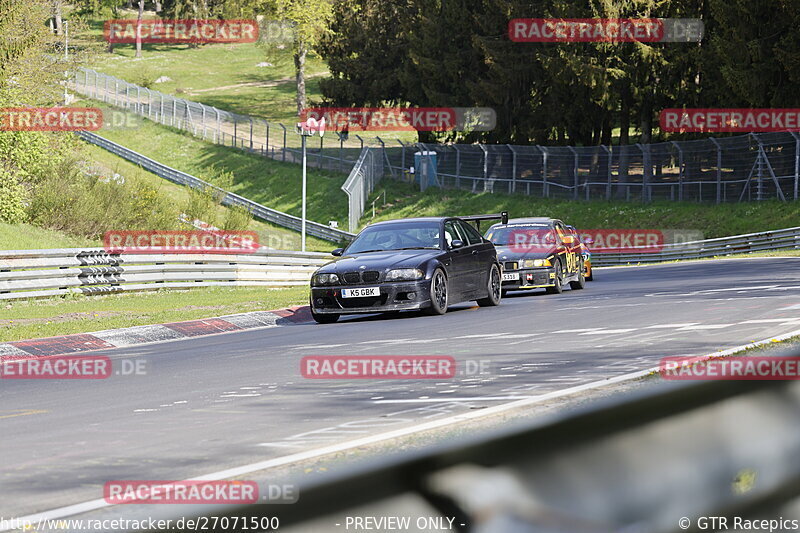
458 211 509 231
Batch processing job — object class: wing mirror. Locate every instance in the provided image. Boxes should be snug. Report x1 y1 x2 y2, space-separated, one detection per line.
331 248 344 256
450 239 465 249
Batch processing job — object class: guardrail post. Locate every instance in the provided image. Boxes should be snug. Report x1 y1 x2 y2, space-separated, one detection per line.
540 146 549 198
709 137 722 203
671 141 684 201
508 144 517 194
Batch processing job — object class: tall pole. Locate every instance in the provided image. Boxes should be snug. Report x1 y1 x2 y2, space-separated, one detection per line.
301 134 307 251
63 21 69 104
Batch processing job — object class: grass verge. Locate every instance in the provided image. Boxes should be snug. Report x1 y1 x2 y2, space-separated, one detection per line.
3 222 98 250
0 286 308 342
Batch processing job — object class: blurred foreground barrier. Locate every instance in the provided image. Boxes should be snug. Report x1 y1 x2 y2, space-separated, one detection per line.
82 353 800 533
0 248 329 300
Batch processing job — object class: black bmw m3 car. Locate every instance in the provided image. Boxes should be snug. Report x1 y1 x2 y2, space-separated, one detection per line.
309 214 507 323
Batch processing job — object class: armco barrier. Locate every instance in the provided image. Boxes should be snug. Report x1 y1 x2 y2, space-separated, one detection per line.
77 131 355 244
0 248 329 300
591 226 800 265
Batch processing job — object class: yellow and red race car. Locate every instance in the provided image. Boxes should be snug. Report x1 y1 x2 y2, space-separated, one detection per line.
566 225 593 281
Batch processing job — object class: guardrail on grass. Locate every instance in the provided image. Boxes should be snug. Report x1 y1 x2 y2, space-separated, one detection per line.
0 248 330 300
78 131 356 244
591 226 800 266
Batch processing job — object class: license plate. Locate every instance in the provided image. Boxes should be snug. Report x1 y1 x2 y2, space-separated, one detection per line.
341 287 380 298
502 272 519 281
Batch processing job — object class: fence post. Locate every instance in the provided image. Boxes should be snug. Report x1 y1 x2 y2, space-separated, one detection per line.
249 117 254 151
669 141 684 201
233 116 238 147
356 134 363 150
339 135 344 173
200 105 206 139
159 93 164 124
508 145 517 194
454 145 461 189
709 137 722 204
568 146 578 200
95 70 100 99
540 146 549 198
319 134 324 169
265 120 270 157
104 74 109 103
146 88 152 119
376 136 392 177
114 79 119 106
280 123 287 161
792 132 800 201
398 141 406 179
171 98 176 127
637 143 650 203
602 145 612 200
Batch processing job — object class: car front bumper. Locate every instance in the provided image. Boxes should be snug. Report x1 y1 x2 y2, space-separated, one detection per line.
310 279 433 314
501 267 556 290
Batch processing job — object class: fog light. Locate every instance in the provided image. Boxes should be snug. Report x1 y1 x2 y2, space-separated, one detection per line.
407 292 416 300
315 298 324 305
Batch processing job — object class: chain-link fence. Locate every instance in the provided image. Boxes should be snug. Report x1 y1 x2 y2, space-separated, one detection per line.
74 68 799 203
392 135 800 202
72 68 389 174
341 147 385 233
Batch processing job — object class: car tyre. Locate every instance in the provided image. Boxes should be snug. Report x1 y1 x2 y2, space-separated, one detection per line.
477 264 502 307
569 267 586 290
545 261 563 294
310 301 339 324
427 268 449 315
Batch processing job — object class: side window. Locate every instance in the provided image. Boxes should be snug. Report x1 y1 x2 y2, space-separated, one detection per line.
444 221 464 248
555 223 568 244
456 221 483 246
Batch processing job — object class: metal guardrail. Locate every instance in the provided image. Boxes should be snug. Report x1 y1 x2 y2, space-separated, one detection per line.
0 248 330 300
591 226 800 266
96 349 800 533
78 131 355 244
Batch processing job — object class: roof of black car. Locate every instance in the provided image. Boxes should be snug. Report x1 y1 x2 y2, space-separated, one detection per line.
368 216 452 226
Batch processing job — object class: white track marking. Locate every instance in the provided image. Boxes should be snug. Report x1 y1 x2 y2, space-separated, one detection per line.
677 324 733 330
645 323 699 328
578 329 636 335
741 318 800 324
374 397 534 403
6 328 800 529
553 328 602 333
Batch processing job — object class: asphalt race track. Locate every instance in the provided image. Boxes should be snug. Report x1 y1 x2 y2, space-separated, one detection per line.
2 257 800 519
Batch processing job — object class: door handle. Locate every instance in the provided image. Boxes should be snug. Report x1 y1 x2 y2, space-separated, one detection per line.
471 250 479 255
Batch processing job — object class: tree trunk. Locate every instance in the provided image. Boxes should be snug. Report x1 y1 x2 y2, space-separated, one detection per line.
52 0 63 35
135 0 144 58
294 40 307 115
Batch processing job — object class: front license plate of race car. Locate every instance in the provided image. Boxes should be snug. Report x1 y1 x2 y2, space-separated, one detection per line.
341 287 380 298
502 272 519 281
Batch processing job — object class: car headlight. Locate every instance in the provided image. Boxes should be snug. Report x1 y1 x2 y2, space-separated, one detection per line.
524 259 551 267
312 273 340 286
385 268 424 281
